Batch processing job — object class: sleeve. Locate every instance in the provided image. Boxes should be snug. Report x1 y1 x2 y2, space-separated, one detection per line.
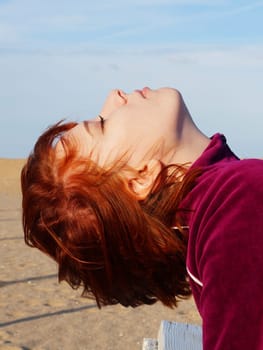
196 164 263 350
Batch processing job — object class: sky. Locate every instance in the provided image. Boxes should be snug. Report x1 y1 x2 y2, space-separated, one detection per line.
0 0 262 158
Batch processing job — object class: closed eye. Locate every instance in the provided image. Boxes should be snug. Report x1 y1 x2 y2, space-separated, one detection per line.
98 115 105 133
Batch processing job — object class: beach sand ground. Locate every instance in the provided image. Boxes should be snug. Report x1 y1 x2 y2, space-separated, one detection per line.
0 159 201 350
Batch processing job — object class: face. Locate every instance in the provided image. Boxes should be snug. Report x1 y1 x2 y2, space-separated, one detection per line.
61 87 185 168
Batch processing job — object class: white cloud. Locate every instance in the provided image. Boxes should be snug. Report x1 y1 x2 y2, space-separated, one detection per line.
0 22 20 44
0 0 262 52
167 45 263 68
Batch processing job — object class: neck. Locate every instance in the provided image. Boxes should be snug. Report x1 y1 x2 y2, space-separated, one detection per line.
164 105 210 167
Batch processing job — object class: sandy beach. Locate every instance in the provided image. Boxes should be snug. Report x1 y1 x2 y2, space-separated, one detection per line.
0 158 201 350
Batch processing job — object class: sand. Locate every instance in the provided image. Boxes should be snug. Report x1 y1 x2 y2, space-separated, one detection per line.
0 158 201 350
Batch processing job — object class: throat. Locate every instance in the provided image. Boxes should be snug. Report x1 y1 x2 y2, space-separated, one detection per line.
168 126 210 166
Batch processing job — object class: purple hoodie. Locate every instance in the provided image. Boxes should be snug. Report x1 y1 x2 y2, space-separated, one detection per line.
180 134 263 349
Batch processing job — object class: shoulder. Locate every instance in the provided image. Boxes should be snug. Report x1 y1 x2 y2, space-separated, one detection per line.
186 157 263 282
187 158 263 348
218 158 263 181
193 158 263 208
187 157 263 277
197 158 263 227
214 158 263 206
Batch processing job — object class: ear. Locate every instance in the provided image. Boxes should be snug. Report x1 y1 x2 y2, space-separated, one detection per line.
128 159 162 200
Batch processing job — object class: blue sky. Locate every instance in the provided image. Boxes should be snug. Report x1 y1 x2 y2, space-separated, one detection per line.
0 0 262 158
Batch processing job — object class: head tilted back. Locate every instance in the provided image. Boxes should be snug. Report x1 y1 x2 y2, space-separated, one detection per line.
21 121 199 308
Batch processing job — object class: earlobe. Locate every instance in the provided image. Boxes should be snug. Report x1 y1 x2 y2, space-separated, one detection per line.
128 159 162 200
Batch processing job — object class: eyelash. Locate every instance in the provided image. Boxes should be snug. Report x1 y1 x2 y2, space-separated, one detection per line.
98 115 105 132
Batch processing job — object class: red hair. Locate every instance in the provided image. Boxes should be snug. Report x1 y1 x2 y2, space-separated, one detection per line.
21 121 200 308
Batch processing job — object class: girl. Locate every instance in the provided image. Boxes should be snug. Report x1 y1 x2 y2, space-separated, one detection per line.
21 87 263 349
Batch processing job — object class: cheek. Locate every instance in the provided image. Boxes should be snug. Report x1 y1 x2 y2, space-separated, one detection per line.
103 129 127 151
97 132 125 166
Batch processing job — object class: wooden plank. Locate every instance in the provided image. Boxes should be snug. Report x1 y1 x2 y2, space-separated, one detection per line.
158 321 202 350
142 338 158 350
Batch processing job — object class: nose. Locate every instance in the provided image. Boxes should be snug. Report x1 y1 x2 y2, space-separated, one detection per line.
99 89 127 118
116 89 127 103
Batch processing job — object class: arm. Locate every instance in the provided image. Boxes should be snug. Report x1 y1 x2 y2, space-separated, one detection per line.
197 161 263 349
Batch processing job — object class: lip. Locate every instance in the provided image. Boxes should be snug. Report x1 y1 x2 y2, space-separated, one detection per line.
142 86 150 97
134 87 150 98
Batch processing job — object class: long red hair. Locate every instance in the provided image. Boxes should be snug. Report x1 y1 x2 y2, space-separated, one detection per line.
21 121 200 308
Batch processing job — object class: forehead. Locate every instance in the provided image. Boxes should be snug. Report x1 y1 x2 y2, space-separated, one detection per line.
55 123 94 158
